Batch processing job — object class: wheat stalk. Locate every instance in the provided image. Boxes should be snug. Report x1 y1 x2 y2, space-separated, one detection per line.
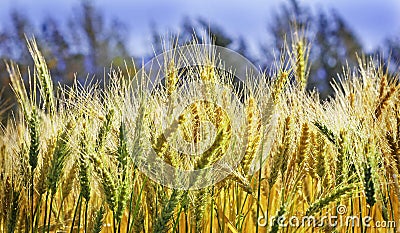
241 97 262 176
316 135 327 180
375 86 397 119
364 163 376 207
296 123 310 167
79 126 91 202
26 38 55 114
272 71 289 103
91 205 105 233
305 184 353 216
7 185 21 233
47 121 73 196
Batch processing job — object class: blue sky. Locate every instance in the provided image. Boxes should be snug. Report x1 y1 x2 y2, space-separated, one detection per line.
0 0 399 57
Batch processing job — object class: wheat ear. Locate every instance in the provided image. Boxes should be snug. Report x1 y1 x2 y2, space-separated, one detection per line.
27 38 55 114
305 185 353 216
91 205 105 233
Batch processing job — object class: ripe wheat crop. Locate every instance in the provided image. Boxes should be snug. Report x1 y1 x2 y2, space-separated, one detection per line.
0 32 399 233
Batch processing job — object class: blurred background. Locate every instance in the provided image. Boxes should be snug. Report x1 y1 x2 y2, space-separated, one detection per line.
0 0 399 115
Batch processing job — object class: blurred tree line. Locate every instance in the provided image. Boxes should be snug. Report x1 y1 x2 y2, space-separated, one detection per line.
0 0 399 119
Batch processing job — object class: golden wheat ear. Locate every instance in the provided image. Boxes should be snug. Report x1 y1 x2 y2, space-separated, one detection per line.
26 37 55 115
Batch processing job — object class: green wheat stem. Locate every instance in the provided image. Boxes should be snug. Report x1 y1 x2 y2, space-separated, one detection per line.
113 211 117 233
76 196 82 233
33 194 42 233
210 186 214 233
42 192 49 233
69 194 82 233
82 199 89 233
128 176 147 233
125 170 137 233
30 174 35 233
126 189 134 233
265 189 271 229
46 195 54 233
29 108 40 233
239 193 250 230
172 204 184 233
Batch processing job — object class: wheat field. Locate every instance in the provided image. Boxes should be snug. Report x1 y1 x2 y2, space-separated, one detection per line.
0 32 399 233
